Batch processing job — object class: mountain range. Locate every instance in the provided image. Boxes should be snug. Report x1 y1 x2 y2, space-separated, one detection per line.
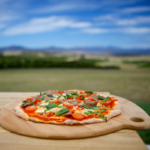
0 46 150 55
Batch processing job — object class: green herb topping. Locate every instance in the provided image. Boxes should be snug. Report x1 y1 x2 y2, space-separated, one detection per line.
47 94 54 98
38 93 46 100
84 111 93 115
94 111 107 121
46 103 56 109
85 91 93 94
97 96 109 103
22 100 33 107
71 91 78 95
97 96 105 100
81 95 85 100
103 96 109 103
56 108 69 115
79 104 99 110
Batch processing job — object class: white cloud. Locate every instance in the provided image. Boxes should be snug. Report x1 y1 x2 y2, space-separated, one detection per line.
33 3 99 13
82 28 108 34
3 16 91 35
0 13 19 23
33 0 139 14
0 0 27 29
120 27 150 34
3 15 150 36
95 14 150 26
122 7 150 13
116 16 150 25
96 15 114 20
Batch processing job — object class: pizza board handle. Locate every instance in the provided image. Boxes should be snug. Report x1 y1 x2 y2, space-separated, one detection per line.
122 115 150 130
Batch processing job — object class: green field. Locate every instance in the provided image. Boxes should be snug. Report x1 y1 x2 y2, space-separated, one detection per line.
0 69 150 143
0 69 150 103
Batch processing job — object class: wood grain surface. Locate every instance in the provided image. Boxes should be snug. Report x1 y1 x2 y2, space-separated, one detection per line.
0 92 148 150
0 92 150 140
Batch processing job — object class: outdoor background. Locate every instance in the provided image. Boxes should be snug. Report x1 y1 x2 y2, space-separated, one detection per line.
0 0 150 144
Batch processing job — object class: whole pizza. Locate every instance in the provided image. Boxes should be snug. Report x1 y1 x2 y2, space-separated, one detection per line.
15 90 121 125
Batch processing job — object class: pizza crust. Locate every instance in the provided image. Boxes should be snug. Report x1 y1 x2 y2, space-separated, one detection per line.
14 101 29 121
106 101 121 120
14 100 121 125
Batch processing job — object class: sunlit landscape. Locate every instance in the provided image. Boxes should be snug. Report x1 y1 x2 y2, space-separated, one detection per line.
0 0 150 146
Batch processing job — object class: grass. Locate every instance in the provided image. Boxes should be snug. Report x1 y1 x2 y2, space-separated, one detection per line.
0 69 150 103
0 69 150 143
136 103 150 144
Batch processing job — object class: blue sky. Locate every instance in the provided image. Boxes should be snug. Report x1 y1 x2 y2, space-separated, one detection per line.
0 0 150 48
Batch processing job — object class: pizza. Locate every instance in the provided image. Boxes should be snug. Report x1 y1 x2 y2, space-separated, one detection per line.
14 90 121 125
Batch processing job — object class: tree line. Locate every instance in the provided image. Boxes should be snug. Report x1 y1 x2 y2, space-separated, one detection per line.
0 56 119 69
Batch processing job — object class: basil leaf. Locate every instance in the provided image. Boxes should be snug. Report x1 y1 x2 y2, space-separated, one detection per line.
91 106 99 110
84 111 93 115
57 105 63 108
57 94 62 100
23 100 27 103
38 95 45 100
85 91 93 94
97 96 105 100
56 108 69 115
79 104 90 109
46 103 56 109
45 100 49 103
79 104 99 110
100 109 106 112
94 111 101 115
100 115 107 121
67 94 73 98
22 100 33 107
103 97 109 102
94 111 107 121
40 92 46 96
38 93 46 100
81 95 85 100
47 94 53 97
63 95 67 100
71 91 78 95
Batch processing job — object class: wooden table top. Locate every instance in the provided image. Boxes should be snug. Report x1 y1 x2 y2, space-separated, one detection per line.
0 92 148 150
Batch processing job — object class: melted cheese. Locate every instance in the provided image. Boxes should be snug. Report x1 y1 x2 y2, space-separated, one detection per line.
35 107 45 113
49 107 61 113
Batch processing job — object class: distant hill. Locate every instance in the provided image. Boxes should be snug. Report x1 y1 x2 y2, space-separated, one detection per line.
0 45 150 55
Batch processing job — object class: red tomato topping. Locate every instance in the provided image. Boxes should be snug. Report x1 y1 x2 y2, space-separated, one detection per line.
47 112 54 117
49 100 60 105
34 99 41 104
84 94 88 98
25 106 37 113
26 98 33 101
94 114 100 118
58 91 64 94
77 90 84 94
71 110 75 114
77 106 84 110
67 96 72 100
77 95 82 100
88 114 94 118
63 103 74 109
77 95 85 100
89 99 94 102
72 113 85 120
